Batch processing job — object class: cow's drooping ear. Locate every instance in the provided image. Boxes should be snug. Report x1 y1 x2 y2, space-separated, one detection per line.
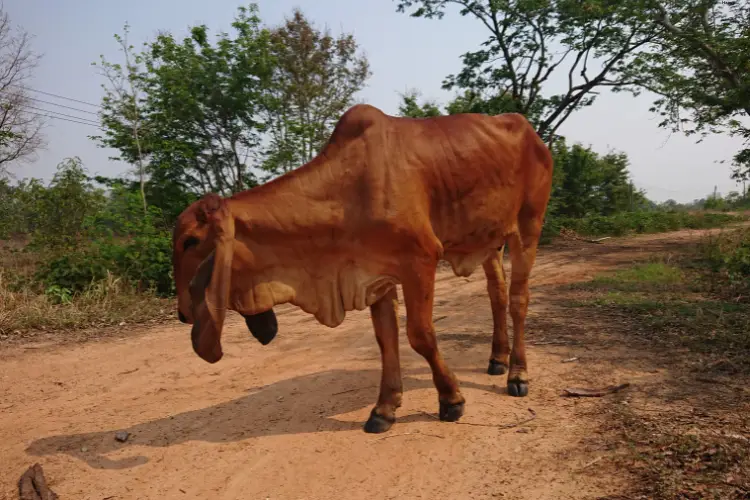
195 193 224 225
188 197 235 363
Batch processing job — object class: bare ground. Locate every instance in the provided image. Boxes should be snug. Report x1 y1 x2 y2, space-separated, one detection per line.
1 227 748 500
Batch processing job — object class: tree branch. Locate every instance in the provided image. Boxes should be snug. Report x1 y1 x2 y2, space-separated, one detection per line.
653 2 742 89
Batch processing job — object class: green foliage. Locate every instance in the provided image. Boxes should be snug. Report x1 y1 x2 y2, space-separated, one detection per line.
31 158 107 250
554 210 740 237
145 5 275 194
397 88 533 118
397 89 443 118
655 187 750 212
592 262 683 287
44 285 72 305
37 247 112 295
394 0 749 186
549 138 648 218
395 0 661 141
700 227 750 287
262 9 371 177
92 4 372 195
0 158 107 249
0 157 174 301
702 190 726 211
91 4 276 197
93 175 197 228
638 1 750 182
35 232 173 298
569 256 750 366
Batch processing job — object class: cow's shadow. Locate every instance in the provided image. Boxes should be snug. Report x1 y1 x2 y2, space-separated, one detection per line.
25 367 505 470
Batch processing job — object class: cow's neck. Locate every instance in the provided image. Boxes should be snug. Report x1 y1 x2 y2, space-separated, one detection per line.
224 156 364 326
226 156 345 243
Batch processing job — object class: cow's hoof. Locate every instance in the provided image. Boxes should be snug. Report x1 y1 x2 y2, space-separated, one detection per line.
507 379 529 397
363 409 395 434
438 401 465 422
487 360 508 376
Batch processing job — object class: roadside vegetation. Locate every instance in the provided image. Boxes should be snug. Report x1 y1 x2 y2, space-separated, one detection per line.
1 2 750 495
560 226 750 498
568 236 750 368
1 0 749 341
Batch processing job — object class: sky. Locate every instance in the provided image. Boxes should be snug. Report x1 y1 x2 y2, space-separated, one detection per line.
5 0 748 203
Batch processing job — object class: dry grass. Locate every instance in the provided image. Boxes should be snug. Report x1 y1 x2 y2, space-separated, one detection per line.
598 398 750 500
0 268 174 340
556 238 750 498
564 253 750 373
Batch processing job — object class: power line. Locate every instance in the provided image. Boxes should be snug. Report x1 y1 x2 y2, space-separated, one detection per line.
24 104 101 126
24 86 100 108
6 83 101 108
23 109 102 129
3 93 100 116
1 98 102 127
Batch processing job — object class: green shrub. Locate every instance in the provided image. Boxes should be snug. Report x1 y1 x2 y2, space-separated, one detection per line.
110 234 174 296
36 247 112 294
700 227 750 284
545 210 742 239
36 233 174 298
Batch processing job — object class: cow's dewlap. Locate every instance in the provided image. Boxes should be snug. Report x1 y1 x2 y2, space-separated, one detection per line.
244 310 278 345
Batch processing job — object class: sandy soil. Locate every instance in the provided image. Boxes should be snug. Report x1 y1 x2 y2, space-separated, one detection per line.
0 226 742 500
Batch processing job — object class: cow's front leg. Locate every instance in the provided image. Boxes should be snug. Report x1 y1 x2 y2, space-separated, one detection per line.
402 260 465 422
364 286 403 434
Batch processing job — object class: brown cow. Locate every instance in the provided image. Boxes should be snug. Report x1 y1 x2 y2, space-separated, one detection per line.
172 103 553 433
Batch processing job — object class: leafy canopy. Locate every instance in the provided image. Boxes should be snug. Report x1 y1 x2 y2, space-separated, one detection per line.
395 0 663 141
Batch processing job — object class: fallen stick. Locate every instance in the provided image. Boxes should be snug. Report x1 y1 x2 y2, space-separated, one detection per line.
18 463 58 500
562 383 630 397
559 228 613 244
372 431 445 442
577 456 604 471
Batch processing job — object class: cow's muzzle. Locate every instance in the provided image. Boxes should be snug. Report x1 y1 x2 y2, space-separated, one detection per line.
191 319 223 363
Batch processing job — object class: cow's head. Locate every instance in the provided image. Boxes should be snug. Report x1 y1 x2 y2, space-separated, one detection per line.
172 193 278 363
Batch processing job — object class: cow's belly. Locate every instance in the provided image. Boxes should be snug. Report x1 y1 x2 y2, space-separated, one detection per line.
310 261 398 328
437 212 517 278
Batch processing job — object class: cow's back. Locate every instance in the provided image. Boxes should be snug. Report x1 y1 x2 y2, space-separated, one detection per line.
361 111 550 252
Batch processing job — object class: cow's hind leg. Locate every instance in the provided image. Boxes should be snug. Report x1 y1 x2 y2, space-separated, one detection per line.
364 286 403 434
506 216 543 397
402 258 465 422
483 245 510 376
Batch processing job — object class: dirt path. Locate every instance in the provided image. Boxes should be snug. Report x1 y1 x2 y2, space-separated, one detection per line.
0 227 742 500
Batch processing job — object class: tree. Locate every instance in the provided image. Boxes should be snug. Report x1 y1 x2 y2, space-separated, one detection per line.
637 0 750 182
31 157 106 250
397 89 443 117
548 138 646 217
0 5 44 173
445 89 525 116
93 3 276 199
395 0 663 142
146 4 275 195
261 9 371 177
92 23 150 213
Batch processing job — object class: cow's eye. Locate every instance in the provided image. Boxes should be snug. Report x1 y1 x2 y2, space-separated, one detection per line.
183 237 200 251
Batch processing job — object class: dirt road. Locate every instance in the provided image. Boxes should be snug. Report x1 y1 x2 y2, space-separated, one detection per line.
0 227 739 500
